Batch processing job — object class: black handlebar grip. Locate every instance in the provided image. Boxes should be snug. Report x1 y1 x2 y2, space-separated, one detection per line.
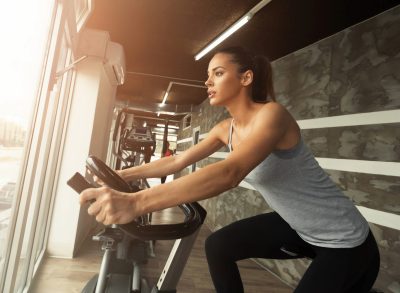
67 172 94 194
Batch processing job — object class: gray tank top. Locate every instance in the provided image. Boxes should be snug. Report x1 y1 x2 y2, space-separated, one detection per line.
228 119 369 248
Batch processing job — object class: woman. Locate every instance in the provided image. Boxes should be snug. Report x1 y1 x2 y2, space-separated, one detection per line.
160 141 173 183
80 46 380 292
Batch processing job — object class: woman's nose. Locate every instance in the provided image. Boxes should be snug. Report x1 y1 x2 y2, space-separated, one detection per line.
205 77 212 87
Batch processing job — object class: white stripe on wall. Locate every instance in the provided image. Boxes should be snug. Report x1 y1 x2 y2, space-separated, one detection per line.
177 137 193 144
177 133 208 144
185 167 399 230
316 158 400 177
238 180 256 190
177 109 400 145
297 109 400 129
236 177 400 231
209 152 400 177
210 152 227 159
357 206 400 231
176 110 400 231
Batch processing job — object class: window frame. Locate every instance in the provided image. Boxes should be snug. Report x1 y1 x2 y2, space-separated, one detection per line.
190 126 201 173
182 114 192 130
0 0 94 291
0 2 65 291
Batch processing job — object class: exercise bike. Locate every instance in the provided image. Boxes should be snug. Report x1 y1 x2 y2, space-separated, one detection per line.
112 108 156 169
67 155 207 293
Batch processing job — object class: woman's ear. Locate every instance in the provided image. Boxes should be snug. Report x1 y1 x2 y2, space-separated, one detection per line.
241 70 253 86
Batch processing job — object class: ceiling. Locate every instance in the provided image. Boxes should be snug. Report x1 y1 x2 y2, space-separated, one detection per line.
86 0 399 126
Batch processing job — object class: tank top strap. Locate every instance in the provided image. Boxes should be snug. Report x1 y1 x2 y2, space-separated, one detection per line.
228 118 234 152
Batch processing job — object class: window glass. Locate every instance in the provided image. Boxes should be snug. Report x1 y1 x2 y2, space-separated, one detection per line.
74 0 88 23
34 34 71 263
14 84 59 292
0 0 54 287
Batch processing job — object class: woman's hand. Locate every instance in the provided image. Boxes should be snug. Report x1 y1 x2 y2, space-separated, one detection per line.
79 186 141 225
116 169 127 181
87 168 129 186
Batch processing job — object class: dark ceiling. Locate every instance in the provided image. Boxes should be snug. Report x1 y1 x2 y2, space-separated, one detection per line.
86 0 399 125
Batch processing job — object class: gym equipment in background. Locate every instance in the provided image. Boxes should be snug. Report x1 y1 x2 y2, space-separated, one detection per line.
67 155 206 293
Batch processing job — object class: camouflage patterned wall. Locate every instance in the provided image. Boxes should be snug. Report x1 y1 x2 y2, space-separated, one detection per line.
176 6 400 292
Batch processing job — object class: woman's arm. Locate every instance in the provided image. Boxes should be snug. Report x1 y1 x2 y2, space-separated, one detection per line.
80 120 228 224
119 123 226 181
135 103 294 216
81 103 295 225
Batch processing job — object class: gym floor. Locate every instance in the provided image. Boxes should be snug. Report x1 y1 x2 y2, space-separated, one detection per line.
30 204 293 292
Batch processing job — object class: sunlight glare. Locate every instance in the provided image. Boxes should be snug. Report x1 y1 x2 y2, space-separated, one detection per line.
0 0 53 128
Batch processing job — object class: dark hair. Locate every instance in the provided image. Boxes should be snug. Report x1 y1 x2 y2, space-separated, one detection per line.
214 46 275 103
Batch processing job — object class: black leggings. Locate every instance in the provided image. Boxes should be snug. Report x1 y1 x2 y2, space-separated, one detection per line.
205 212 380 293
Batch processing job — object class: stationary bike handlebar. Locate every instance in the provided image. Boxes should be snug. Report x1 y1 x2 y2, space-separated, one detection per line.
67 155 206 241
119 201 206 240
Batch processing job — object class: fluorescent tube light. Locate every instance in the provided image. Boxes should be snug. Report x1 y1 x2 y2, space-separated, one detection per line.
161 91 169 105
195 15 250 61
194 0 273 61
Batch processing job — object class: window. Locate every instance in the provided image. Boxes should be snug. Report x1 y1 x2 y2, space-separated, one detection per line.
74 0 88 22
33 33 73 265
183 114 192 129
0 0 93 292
191 127 200 172
0 0 55 289
74 0 93 32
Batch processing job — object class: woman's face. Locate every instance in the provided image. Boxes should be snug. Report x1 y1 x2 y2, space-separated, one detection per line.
205 53 244 106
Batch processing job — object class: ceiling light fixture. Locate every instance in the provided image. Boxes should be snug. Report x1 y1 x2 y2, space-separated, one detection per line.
161 82 173 105
195 16 250 61
194 0 273 61
157 124 179 129
161 91 169 105
160 81 205 106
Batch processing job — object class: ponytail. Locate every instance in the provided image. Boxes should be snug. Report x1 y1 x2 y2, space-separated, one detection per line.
214 46 275 103
252 55 275 102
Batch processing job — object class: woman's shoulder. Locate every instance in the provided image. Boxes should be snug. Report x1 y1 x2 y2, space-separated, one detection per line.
207 118 232 143
213 118 232 133
256 102 300 146
260 101 286 111
257 102 292 121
